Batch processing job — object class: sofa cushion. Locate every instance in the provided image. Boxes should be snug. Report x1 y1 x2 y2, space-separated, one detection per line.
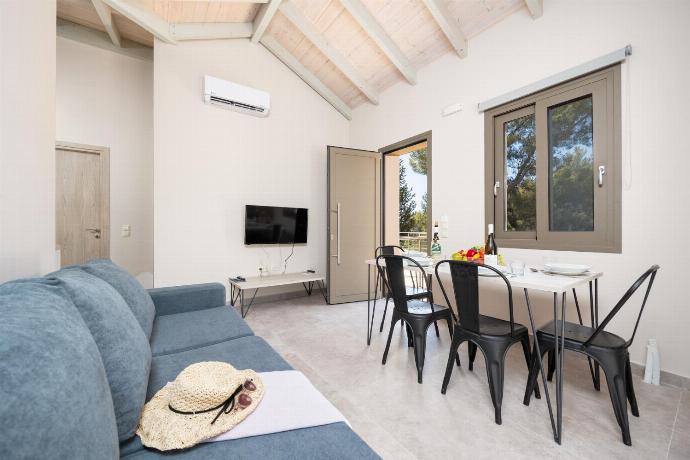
121 423 379 460
0 278 119 459
147 336 291 400
150 305 253 356
80 259 155 338
51 269 151 441
119 336 292 457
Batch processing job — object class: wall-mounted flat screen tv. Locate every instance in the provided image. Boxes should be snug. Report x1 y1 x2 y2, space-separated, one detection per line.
244 205 308 245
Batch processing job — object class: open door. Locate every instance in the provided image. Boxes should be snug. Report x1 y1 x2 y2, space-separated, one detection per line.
327 146 381 304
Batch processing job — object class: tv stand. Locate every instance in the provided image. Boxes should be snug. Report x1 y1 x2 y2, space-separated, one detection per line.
228 271 326 318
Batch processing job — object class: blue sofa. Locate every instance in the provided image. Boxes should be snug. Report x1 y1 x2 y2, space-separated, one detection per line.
0 260 378 459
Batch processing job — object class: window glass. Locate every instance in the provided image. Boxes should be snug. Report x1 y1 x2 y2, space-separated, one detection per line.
547 95 594 231
504 114 536 231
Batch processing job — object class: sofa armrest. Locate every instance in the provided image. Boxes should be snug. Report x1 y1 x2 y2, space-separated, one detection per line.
148 283 226 317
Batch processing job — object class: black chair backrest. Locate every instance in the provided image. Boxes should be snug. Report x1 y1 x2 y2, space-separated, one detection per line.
583 265 660 348
376 254 430 314
435 260 516 336
375 245 405 257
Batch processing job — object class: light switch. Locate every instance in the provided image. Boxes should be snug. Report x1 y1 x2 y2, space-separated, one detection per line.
121 225 131 238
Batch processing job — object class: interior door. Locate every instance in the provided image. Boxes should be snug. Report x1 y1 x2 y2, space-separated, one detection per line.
327 146 381 304
56 144 110 266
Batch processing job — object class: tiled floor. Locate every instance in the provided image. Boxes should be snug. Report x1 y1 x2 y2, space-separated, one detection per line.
244 296 689 460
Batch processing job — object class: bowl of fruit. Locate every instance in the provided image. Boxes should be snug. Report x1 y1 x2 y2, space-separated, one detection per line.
451 246 505 266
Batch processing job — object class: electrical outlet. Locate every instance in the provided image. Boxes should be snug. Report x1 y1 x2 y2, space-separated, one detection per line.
121 225 131 238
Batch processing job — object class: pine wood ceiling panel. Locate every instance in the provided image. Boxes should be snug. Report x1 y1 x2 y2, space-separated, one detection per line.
146 1 259 23
445 0 525 38
267 12 359 107
57 0 153 46
291 0 399 97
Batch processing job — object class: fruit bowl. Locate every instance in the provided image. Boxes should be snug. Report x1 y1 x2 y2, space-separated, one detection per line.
451 246 505 265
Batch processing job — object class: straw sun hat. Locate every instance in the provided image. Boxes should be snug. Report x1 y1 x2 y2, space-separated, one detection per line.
137 361 264 451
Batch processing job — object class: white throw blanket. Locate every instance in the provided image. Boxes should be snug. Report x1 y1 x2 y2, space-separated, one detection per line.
204 370 349 442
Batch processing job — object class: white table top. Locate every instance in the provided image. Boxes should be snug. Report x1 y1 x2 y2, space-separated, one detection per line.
229 272 324 290
365 259 602 294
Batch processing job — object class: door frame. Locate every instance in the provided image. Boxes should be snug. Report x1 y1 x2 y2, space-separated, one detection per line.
379 131 432 254
55 141 111 261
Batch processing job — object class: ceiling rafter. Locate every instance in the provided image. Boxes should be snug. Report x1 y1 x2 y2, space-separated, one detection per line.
524 0 543 19
91 0 122 47
261 36 352 120
100 0 176 44
252 0 282 43
339 0 416 85
171 22 253 40
279 2 378 105
421 0 466 58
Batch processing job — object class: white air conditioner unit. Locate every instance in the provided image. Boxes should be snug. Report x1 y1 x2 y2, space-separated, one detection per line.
203 75 270 117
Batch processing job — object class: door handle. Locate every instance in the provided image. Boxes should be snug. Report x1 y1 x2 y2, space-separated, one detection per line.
493 181 501 197
329 203 341 265
598 165 606 187
336 202 341 265
86 228 101 239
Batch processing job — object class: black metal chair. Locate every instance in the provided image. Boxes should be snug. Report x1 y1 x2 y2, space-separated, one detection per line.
436 260 540 425
374 246 435 336
378 254 454 384
523 265 659 446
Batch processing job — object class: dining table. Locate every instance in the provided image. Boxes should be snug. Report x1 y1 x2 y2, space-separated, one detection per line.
364 258 603 445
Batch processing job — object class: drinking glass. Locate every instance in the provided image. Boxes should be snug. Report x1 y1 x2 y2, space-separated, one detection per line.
510 260 525 276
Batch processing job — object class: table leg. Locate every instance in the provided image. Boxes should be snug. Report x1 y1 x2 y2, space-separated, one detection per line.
590 280 601 390
316 280 327 303
555 292 567 444
523 289 557 438
594 278 601 391
240 288 259 318
573 288 597 387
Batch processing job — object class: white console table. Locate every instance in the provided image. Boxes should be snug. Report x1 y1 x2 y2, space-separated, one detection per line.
228 272 326 318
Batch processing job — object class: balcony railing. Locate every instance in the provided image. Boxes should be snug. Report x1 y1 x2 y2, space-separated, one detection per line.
399 232 428 253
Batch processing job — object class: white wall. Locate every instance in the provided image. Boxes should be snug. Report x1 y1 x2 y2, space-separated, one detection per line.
56 37 154 282
0 1 57 281
350 0 690 378
154 39 349 292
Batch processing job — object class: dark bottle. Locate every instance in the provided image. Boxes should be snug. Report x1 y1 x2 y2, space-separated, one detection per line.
485 224 498 255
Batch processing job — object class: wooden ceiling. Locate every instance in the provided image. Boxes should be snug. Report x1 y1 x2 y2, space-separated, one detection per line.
57 0 542 118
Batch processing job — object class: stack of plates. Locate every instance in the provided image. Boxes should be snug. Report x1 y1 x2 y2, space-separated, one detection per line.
543 263 591 275
408 257 432 267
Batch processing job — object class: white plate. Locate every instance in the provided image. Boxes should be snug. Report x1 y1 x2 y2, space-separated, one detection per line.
543 263 591 275
479 265 509 277
407 257 432 267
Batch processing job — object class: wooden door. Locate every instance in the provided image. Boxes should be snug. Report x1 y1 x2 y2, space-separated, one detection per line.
327 146 381 304
56 143 110 266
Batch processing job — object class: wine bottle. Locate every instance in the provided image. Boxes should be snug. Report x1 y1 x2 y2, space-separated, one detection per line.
485 224 498 255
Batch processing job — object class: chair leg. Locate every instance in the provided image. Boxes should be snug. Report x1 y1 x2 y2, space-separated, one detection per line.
520 335 541 399
625 354 640 417
382 311 399 365
602 358 632 446
468 342 478 371
442 331 463 394
482 343 509 425
378 296 390 333
412 330 428 384
444 317 461 367
547 349 555 382
524 341 551 406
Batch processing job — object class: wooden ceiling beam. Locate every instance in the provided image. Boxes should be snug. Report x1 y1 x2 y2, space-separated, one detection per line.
421 0 466 58
100 0 176 44
251 0 282 43
91 0 122 47
261 36 352 120
279 2 379 105
524 0 543 19
339 0 416 85
171 22 253 40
